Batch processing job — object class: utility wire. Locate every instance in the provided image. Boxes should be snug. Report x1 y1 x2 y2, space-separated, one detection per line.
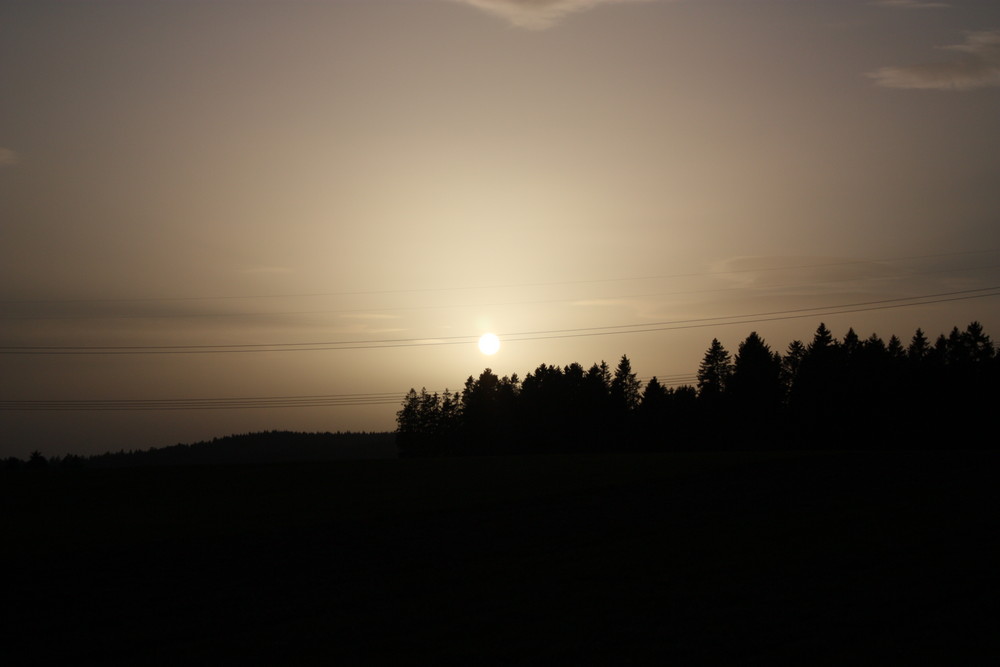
3 286 998 355
6 261 1000 322
2 248 997 306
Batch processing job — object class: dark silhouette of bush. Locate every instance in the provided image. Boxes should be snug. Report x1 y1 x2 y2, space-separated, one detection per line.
26 451 48 470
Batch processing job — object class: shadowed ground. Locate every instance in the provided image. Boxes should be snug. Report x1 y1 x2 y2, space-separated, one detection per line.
4 450 997 664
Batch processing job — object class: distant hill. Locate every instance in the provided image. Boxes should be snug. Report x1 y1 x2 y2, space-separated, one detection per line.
85 431 397 467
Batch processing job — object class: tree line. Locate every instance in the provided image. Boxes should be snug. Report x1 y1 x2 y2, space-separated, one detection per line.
3 431 396 470
396 321 997 455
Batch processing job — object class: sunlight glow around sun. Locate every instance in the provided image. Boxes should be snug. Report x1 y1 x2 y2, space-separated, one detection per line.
478 332 501 355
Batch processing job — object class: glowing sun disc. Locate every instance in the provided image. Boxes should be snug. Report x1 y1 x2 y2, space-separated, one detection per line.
478 333 500 355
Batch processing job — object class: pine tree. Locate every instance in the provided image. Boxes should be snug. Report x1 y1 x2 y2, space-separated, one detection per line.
842 328 860 357
863 332 886 355
887 335 906 361
640 376 668 410
27 450 48 469
908 328 929 362
396 388 443 456
697 339 732 398
961 321 994 364
611 354 642 412
730 332 784 422
809 322 835 353
782 339 806 393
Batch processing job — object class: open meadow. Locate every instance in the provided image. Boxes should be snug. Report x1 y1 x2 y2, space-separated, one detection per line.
4 450 997 664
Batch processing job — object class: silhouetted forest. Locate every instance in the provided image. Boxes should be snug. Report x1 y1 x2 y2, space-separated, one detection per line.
3 430 396 470
397 321 998 455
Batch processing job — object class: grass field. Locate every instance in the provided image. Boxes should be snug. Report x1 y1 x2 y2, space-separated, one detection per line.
3 450 997 664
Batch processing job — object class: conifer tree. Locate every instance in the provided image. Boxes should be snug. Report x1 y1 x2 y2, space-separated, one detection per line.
782 339 806 393
961 321 994 364
842 328 860 357
908 328 929 361
697 338 732 399
887 335 906 361
809 322 835 353
730 332 783 409
611 354 642 411
640 376 668 409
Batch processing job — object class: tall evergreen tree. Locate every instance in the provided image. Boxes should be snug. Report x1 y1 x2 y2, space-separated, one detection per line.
961 321 994 364
842 328 860 357
863 332 887 356
640 377 668 412
610 354 642 412
27 450 48 469
782 339 807 395
730 332 783 406
908 328 930 362
790 323 842 443
729 332 784 439
887 335 906 362
460 369 518 453
396 388 442 457
697 338 732 399
637 377 670 449
945 327 965 366
809 322 835 354
584 361 613 416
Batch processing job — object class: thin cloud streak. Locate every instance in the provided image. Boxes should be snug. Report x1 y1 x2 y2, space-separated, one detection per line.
451 0 652 30
869 30 1000 90
338 313 402 321
872 0 950 9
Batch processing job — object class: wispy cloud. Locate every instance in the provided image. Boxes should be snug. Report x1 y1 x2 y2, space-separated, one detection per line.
572 298 632 307
709 256 902 293
872 0 950 9
451 0 651 31
0 147 19 167
869 30 1000 90
338 313 402 321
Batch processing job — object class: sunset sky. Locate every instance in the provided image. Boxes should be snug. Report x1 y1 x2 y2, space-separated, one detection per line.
2 0 1000 458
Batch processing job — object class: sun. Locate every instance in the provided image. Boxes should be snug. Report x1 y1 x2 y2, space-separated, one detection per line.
478 332 500 355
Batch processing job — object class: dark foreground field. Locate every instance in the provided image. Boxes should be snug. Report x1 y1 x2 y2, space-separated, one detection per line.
3 450 998 664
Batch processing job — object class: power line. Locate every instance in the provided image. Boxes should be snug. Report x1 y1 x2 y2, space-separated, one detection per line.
6 260 1000 323
501 286 1000 338
2 248 997 306
3 286 998 355
4 282 989 409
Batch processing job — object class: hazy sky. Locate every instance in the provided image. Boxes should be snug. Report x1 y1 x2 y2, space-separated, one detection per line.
2 0 1000 457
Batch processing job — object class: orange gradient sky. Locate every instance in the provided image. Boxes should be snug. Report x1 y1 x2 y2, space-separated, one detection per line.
2 0 1000 457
